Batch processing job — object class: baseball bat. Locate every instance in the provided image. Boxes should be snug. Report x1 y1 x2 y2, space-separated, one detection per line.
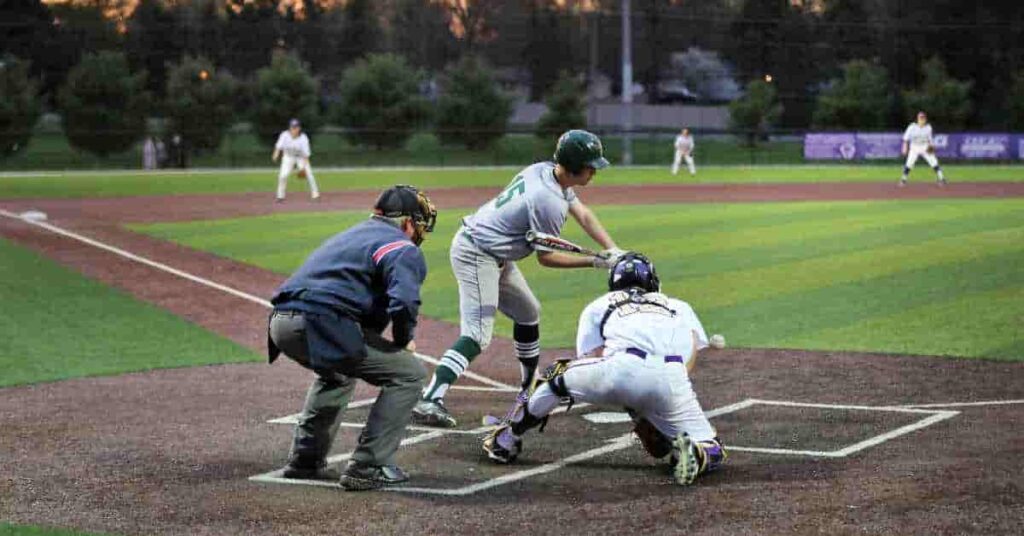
525 230 605 257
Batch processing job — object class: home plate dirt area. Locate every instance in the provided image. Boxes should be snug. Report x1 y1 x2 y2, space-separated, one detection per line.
1 183 1023 536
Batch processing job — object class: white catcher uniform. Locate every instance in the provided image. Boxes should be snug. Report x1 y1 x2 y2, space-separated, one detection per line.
903 122 939 169
275 130 320 200
672 133 696 176
525 290 716 442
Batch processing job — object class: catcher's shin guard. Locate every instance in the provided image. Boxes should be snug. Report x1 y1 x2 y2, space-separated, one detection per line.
672 434 727 486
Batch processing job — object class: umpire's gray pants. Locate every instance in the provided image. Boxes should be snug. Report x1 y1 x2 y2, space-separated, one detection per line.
451 228 540 349
269 312 426 467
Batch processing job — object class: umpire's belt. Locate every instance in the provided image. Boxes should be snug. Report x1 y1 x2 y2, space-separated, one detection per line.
625 347 684 364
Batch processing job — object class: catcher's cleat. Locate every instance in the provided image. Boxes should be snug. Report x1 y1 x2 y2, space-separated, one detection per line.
671 433 700 486
671 434 728 486
483 425 522 464
281 460 340 481
411 399 458 428
339 461 409 491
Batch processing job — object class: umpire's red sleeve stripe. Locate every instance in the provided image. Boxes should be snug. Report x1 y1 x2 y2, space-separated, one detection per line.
372 241 413 264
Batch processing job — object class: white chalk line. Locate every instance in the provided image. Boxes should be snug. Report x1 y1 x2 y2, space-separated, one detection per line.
0 208 517 391
249 396 974 496
898 399 1024 409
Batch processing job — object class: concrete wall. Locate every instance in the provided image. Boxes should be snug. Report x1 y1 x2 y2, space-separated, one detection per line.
510 102 730 130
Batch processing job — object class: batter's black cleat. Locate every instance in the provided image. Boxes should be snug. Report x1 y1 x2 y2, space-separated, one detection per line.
339 462 409 491
411 399 458 428
281 459 340 481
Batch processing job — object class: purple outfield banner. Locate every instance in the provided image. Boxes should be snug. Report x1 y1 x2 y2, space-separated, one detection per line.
804 132 1022 160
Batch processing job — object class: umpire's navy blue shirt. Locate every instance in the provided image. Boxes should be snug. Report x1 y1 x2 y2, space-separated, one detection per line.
272 217 427 340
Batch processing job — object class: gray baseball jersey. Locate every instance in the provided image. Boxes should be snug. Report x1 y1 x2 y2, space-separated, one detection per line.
463 162 579 261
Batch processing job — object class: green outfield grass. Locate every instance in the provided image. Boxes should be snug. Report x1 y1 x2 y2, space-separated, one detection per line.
1 164 1022 199
0 238 258 388
136 198 1024 360
0 523 111 536
0 131 800 171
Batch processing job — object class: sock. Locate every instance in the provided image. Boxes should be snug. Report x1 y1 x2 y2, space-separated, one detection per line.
422 336 480 401
513 323 540 391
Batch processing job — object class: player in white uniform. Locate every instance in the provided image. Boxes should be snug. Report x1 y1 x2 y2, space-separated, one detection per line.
272 118 320 202
900 111 946 187
482 253 727 486
411 130 625 428
671 128 696 176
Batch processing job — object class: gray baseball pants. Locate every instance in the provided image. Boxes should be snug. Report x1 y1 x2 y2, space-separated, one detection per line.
269 311 426 467
451 228 540 349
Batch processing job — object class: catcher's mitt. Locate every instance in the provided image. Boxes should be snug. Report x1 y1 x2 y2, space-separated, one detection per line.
926 145 936 154
633 417 672 458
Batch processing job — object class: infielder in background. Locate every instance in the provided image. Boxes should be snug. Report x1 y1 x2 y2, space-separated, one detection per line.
671 128 696 176
411 129 625 428
482 253 727 486
900 111 946 187
272 118 320 202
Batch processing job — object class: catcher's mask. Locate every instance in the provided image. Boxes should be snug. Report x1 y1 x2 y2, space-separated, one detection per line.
608 252 660 293
374 184 437 245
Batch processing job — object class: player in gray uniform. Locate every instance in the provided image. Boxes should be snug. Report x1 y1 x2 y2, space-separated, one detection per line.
412 130 625 428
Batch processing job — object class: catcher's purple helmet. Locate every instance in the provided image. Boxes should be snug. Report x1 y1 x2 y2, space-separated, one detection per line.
608 252 660 293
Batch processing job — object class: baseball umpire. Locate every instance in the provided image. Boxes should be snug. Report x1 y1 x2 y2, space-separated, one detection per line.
267 184 436 490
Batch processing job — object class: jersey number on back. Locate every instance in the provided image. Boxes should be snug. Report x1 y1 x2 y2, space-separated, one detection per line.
495 175 526 208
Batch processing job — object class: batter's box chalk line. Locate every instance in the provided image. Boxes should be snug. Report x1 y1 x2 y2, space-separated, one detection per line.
248 396 971 496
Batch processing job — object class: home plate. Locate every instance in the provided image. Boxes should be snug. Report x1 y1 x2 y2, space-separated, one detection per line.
583 412 632 424
20 210 48 222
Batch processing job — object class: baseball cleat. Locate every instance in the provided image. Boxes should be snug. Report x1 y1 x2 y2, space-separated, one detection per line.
898 178 908 187
281 460 340 481
339 461 409 491
671 433 700 486
937 177 947 186
411 399 458 428
482 425 522 464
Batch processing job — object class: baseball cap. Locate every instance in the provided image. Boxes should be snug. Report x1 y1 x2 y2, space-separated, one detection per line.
289 118 301 128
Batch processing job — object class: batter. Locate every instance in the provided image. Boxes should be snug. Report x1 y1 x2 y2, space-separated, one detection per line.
411 130 625 428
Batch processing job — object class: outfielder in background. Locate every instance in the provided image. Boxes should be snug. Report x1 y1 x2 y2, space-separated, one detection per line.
272 118 320 202
900 111 946 187
671 128 696 176
411 130 625 428
482 253 727 486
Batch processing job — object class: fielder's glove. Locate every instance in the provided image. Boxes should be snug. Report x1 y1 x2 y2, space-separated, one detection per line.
926 145 936 154
296 168 308 180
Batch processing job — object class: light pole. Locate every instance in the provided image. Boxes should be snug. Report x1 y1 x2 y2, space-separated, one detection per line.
621 0 633 165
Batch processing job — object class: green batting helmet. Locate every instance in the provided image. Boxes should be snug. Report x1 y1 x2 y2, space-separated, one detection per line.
553 130 610 173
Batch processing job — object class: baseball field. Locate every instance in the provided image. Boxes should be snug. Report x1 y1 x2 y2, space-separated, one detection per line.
1 165 1023 535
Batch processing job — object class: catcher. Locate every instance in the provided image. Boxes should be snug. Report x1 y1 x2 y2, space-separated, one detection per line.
482 253 727 486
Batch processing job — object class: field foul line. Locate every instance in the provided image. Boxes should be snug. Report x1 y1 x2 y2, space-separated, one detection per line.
0 208 516 391
898 399 1024 409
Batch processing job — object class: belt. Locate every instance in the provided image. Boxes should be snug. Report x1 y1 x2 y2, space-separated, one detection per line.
625 347 684 364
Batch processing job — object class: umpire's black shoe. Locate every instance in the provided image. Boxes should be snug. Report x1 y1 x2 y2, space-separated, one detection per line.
339 462 409 491
281 460 340 481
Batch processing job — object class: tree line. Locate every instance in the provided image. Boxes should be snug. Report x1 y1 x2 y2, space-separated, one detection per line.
2 0 1024 159
0 49 588 159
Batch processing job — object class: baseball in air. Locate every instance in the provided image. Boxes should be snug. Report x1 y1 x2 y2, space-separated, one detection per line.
710 334 726 349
